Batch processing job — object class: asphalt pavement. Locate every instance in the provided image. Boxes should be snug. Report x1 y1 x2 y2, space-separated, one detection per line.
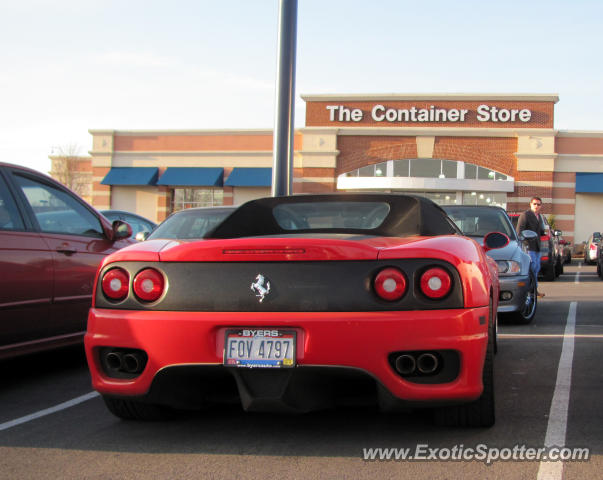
0 261 601 480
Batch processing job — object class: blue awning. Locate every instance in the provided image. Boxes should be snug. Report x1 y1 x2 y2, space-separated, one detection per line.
101 167 158 186
224 168 272 187
157 167 224 187
576 172 603 193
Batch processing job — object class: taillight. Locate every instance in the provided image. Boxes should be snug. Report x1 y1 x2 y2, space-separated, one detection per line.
420 267 452 299
374 267 407 301
590 244 598 251
101 268 130 301
133 268 165 302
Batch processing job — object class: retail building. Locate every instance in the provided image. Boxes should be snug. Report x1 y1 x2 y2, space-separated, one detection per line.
84 94 603 244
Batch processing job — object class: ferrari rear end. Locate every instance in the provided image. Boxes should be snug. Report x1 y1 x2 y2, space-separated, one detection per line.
85 194 499 427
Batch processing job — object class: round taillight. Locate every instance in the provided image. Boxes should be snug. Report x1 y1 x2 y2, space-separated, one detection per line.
420 267 452 299
101 268 130 301
374 267 407 301
133 268 165 302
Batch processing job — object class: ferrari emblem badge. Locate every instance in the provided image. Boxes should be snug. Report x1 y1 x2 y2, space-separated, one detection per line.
251 274 271 303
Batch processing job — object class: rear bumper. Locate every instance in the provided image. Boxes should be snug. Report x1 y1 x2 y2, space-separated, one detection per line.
85 307 490 410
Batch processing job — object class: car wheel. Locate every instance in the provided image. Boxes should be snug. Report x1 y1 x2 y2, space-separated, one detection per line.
509 274 537 324
599 262 603 280
542 262 556 281
102 396 176 421
555 256 563 276
434 299 495 428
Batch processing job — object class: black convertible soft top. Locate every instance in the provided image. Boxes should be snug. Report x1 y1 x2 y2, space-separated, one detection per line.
206 193 460 239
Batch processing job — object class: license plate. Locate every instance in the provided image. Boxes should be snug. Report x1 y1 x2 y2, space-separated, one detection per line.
224 329 296 368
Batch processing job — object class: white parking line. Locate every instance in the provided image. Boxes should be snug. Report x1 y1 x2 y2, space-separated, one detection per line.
537 301 577 480
0 391 100 432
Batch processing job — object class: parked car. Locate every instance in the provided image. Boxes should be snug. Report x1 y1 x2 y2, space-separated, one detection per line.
596 240 603 279
584 232 601 265
558 235 573 264
101 210 156 241
0 162 133 359
508 212 563 281
141 206 237 241
443 205 538 324
86 194 506 427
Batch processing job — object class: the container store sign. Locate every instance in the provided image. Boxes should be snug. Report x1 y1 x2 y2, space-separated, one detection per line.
326 104 533 124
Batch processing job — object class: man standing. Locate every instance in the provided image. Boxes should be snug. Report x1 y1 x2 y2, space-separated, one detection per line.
516 196 545 297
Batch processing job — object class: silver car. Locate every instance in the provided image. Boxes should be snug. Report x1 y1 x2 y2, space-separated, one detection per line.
443 205 537 324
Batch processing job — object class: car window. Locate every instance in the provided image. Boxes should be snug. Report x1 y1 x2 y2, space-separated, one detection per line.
13 173 104 237
123 214 154 236
444 206 516 239
148 209 233 239
0 175 25 231
101 211 120 222
273 201 390 230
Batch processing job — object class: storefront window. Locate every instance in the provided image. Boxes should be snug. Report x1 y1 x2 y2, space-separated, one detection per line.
353 162 388 177
416 192 457 205
410 159 440 178
342 159 509 183
442 160 458 179
172 188 223 212
462 191 507 208
393 159 410 177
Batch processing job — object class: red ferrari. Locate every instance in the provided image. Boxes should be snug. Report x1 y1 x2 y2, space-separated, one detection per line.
85 194 505 427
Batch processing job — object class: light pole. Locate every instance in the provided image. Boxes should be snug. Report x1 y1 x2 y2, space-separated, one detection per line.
271 0 297 197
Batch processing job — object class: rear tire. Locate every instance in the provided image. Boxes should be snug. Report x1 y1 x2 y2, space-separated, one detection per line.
434 300 495 428
102 396 176 421
555 256 563 276
542 262 556 281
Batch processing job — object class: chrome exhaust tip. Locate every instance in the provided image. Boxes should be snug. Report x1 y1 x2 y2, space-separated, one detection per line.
417 353 439 374
123 353 142 373
395 354 416 375
105 351 123 371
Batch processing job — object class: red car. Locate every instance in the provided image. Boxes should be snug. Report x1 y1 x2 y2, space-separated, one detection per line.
86 194 504 427
0 162 133 359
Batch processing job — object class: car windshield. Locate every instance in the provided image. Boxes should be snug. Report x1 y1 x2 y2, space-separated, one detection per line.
147 208 234 239
273 201 390 230
443 206 516 239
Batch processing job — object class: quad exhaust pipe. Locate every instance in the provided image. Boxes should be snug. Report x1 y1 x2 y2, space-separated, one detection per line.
394 352 440 376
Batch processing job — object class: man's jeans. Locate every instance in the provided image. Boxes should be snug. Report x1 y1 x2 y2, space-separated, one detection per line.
528 250 541 287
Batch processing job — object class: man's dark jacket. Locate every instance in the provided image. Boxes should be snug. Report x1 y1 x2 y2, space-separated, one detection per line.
516 210 544 251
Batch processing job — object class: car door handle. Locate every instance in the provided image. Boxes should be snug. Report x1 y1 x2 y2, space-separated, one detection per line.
56 244 77 255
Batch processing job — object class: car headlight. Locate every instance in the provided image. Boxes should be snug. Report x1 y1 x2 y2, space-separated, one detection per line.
496 260 521 275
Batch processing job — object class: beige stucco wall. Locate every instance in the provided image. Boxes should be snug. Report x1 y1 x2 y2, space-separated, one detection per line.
232 187 271 206
111 186 159 223
574 193 603 244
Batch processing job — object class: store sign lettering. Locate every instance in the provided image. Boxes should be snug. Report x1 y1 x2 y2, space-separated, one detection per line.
326 104 533 123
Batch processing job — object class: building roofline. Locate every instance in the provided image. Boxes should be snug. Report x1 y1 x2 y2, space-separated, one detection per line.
556 130 603 138
88 128 276 136
300 93 560 103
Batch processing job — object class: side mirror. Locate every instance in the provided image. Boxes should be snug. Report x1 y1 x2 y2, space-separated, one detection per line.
135 231 150 242
112 220 132 240
519 229 538 241
483 231 510 252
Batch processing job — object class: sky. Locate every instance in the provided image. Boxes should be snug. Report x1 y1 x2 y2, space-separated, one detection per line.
1 0 602 175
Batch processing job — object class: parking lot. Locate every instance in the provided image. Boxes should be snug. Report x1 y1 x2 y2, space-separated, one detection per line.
1 261 602 480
